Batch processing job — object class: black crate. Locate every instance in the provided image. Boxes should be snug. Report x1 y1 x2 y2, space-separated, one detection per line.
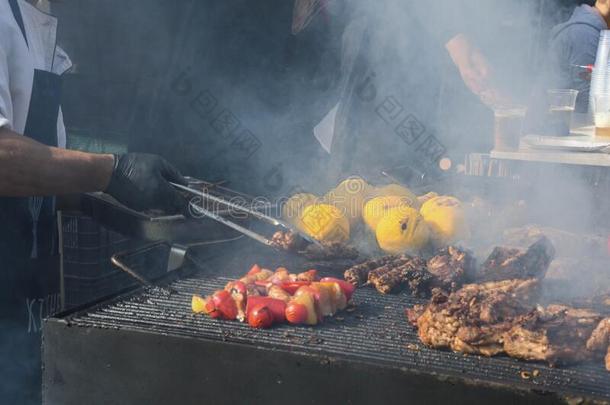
60 212 140 309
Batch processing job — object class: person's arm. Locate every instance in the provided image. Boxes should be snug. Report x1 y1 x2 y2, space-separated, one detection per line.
0 27 186 212
0 126 188 212
445 33 510 107
0 126 114 196
410 1 508 107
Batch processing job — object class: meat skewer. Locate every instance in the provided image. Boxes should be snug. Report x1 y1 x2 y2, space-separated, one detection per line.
344 255 407 286
367 257 430 296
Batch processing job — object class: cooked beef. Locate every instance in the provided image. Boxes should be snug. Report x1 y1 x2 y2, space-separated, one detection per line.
586 318 610 371
405 304 426 326
426 246 476 291
368 257 431 296
413 279 540 356
504 305 602 365
368 266 402 294
271 231 305 251
477 237 555 282
344 255 407 286
301 241 360 261
587 318 610 351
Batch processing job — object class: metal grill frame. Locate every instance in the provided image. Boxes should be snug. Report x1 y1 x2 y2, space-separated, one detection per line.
43 270 610 405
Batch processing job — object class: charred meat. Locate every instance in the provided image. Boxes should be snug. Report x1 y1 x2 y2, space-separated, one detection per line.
586 318 610 371
410 279 540 356
504 305 602 365
368 256 431 296
346 247 474 296
343 255 406 286
301 241 360 261
271 231 306 251
426 246 476 291
477 237 555 282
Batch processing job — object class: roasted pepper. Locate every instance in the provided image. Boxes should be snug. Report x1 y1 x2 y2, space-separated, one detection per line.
205 290 238 320
247 264 262 276
191 294 207 314
278 281 312 295
247 305 274 329
246 296 287 323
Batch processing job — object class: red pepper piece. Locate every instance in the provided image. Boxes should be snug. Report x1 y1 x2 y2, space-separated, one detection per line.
246 296 287 323
247 264 262 276
208 290 238 320
231 281 247 295
248 305 273 329
285 303 308 324
279 281 311 295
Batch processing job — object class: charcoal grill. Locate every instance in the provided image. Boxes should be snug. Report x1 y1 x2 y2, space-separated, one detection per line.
42 239 610 405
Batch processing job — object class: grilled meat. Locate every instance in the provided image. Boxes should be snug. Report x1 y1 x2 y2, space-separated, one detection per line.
504 305 602 365
412 279 540 356
477 237 555 282
368 256 431 296
301 241 360 261
406 304 426 326
586 318 610 371
344 255 407 286
587 318 610 352
426 246 476 291
271 231 306 251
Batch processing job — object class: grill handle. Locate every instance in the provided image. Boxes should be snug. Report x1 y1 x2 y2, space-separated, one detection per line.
111 241 187 288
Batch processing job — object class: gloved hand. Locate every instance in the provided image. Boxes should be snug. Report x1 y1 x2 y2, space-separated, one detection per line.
105 153 188 214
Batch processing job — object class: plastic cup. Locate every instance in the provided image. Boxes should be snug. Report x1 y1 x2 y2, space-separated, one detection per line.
589 30 610 114
544 89 578 136
594 93 610 138
494 107 527 151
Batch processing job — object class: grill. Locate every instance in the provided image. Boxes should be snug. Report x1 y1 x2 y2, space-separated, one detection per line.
43 239 610 405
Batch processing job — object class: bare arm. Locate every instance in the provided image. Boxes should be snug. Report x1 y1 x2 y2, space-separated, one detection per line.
445 33 510 108
0 126 114 197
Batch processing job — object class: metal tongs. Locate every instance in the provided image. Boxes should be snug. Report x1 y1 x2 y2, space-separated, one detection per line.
170 182 323 250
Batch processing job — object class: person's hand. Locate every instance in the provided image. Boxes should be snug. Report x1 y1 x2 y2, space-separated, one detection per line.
105 153 188 214
446 34 511 108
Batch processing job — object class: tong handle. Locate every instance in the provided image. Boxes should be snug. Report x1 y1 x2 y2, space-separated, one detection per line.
171 182 284 227
173 182 323 248
188 202 275 247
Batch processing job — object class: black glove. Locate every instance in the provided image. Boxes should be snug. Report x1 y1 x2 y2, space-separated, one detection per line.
105 153 188 214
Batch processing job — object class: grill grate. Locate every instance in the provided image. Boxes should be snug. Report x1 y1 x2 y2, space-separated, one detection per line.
66 274 610 402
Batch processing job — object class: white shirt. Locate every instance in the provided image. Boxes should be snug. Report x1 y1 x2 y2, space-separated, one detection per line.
0 0 72 147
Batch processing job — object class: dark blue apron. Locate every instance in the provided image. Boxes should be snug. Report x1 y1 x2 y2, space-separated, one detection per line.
0 1 63 403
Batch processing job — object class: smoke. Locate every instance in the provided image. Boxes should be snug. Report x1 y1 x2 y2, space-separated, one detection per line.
52 0 610 302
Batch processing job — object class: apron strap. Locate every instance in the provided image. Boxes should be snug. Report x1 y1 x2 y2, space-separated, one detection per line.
9 0 29 47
